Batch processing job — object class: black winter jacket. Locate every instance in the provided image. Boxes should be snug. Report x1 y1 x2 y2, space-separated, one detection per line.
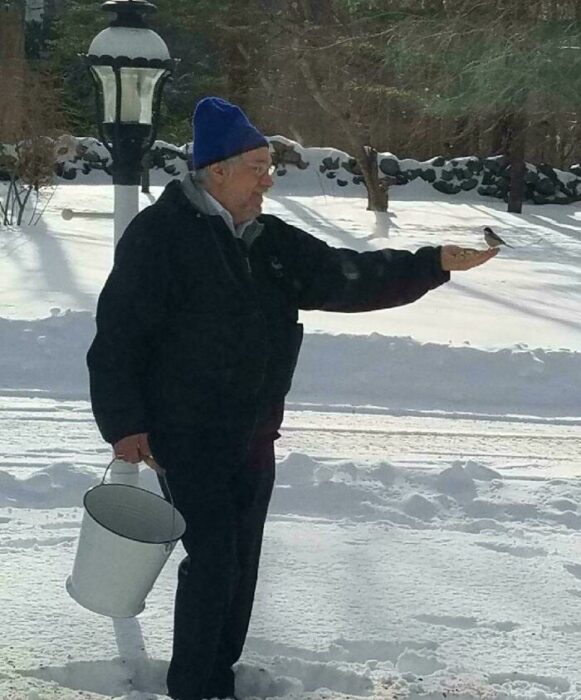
87 179 449 446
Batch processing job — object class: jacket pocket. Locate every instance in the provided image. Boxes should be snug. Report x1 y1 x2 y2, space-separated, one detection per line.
260 322 304 406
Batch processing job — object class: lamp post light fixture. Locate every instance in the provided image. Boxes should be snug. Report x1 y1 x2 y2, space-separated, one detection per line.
86 0 176 247
86 0 175 485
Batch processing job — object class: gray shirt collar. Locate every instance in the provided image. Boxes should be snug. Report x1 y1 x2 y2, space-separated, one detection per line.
181 173 263 246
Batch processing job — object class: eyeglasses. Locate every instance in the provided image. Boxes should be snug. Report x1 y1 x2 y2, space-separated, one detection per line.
245 163 276 179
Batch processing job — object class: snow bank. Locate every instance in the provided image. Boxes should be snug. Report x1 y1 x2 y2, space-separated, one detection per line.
1 311 578 417
294 333 581 417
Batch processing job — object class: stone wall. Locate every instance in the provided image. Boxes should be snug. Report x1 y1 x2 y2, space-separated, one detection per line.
2 135 580 205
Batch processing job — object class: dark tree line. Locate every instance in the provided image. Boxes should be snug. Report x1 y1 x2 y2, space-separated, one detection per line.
3 0 581 212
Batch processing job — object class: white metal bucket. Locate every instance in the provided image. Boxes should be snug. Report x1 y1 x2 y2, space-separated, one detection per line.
66 468 186 618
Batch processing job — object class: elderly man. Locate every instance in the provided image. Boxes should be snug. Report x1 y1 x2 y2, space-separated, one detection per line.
87 97 496 700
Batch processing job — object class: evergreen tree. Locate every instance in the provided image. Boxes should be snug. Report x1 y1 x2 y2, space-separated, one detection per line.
377 1 581 211
40 0 581 213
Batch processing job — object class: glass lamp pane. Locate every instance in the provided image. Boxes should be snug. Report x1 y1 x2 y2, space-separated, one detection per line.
119 67 166 124
91 66 117 123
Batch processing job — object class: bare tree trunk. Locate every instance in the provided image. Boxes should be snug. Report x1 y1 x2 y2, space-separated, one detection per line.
573 109 581 165
423 0 444 13
295 42 388 211
452 116 471 156
545 116 559 166
512 0 528 19
473 116 482 156
358 146 387 211
44 0 66 20
507 110 526 214
0 0 26 143
228 44 251 105
490 113 510 155
300 0 334 23
226 0 253 105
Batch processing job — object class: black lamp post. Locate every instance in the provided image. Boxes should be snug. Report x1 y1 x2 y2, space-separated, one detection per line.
86 0 176 246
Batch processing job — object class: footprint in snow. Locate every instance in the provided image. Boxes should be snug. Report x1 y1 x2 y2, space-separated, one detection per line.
0 535 76 550
416 613 519 633
488 671 570 694
552 622 581 634
474 540 547 558
19 657 168 697
247 635 439 665
564 563 581 580
415 613 478 629
40 521 81 531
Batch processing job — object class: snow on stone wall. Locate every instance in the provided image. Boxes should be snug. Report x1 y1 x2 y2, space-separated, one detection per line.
2 134 580 205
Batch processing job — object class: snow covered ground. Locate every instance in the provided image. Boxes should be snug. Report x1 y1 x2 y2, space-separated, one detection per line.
0 163 580 700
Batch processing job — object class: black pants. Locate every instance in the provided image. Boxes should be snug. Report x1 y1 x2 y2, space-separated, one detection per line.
151 422 278 700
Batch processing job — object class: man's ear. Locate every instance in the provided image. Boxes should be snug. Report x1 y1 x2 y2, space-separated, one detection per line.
208 161 228 184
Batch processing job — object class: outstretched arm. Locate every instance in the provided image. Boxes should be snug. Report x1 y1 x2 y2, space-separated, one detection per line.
276 221 495 312
311 245 446 312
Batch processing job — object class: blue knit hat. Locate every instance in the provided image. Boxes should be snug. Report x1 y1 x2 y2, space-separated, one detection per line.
192 97 268 170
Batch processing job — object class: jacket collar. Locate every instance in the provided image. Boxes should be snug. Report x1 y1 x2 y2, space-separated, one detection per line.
181 173 264 246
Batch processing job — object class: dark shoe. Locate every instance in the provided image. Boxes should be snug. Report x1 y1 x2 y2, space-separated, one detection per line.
202 671 236 699
169 692 239 699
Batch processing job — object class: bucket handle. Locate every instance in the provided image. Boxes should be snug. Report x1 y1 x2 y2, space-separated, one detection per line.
102 457 179 547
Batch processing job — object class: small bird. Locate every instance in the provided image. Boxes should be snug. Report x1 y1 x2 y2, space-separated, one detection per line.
483 226 513 248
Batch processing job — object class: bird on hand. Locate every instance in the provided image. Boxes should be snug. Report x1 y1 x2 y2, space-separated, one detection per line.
484 226 513 248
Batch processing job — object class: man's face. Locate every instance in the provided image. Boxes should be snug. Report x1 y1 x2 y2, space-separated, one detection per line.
209 147 274 225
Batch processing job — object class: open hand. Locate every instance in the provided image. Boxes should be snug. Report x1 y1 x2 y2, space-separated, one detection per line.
113 432 165 474
441 245 498 271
